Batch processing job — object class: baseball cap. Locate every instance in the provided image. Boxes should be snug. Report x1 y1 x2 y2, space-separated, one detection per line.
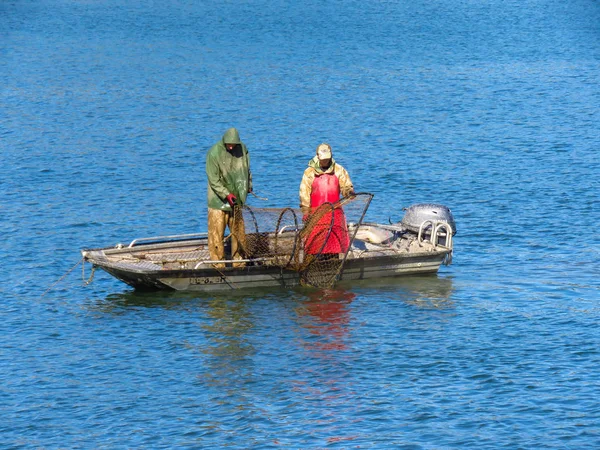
316 143 332 160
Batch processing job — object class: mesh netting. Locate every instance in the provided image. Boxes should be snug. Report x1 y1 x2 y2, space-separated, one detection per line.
230 193 373 288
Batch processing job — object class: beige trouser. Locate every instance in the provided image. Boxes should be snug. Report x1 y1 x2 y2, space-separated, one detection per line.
207 208 246 268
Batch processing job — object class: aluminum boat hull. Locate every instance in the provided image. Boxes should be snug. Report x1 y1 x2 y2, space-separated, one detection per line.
82 232 451 292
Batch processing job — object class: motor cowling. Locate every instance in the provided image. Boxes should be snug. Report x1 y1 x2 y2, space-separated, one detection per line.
399 203 456 235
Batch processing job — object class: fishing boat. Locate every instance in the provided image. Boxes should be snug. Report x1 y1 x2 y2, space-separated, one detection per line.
81 199 455 292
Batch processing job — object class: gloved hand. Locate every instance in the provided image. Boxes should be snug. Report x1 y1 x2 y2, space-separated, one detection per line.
226 193 237 207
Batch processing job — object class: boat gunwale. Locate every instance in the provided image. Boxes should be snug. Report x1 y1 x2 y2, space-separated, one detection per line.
84 247 451 275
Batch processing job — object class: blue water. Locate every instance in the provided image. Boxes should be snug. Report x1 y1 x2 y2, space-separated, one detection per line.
2 0 600 447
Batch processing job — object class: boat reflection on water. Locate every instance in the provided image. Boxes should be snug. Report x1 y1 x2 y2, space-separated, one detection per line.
341 274 455 309
96 289 189 310
93 272 454 315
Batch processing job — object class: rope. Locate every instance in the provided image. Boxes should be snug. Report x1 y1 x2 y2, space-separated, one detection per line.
83 265 96 286
250 191 269 201
41 257 84 299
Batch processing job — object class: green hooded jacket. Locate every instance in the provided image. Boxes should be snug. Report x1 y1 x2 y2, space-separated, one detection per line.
206 128 252 211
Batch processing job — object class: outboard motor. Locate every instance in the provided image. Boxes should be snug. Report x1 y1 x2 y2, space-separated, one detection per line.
393 203 456 253
400 203 456 235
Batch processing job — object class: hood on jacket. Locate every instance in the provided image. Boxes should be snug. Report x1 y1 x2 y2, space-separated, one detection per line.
308 155 336 174
222 127 241 145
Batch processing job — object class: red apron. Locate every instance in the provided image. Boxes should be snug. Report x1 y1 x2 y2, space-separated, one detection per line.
304 173 350 255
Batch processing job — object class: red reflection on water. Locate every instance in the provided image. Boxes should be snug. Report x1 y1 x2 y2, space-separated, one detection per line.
327 435 360 444
302 289 356 351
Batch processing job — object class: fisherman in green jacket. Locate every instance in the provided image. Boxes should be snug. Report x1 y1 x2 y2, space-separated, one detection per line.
206 127 252 267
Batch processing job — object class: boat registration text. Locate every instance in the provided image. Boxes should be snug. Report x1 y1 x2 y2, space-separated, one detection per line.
190 276 227 285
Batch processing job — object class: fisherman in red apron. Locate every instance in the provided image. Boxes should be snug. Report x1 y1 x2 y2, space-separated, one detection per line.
299 143 355 257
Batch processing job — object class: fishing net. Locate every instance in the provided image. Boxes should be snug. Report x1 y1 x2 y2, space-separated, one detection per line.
230 193 373 288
